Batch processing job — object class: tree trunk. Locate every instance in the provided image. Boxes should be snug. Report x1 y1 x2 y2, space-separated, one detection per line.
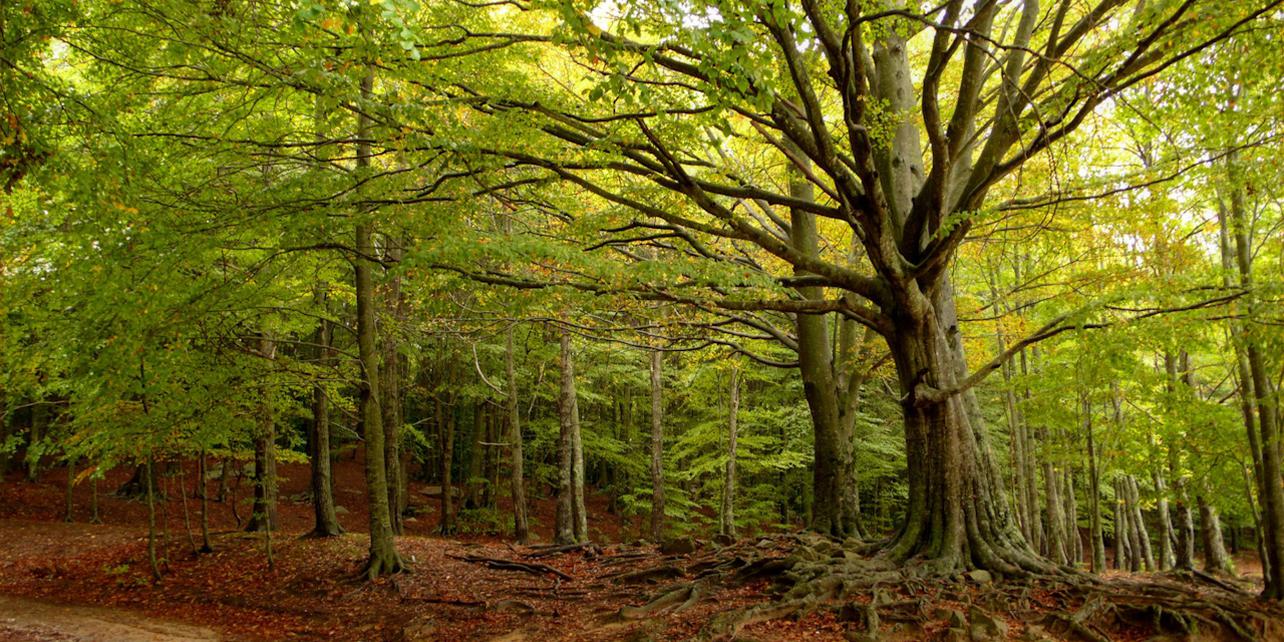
1219 160 1284 598
309 302 343 537
787 158 858 539
1064 466 1082 565
882 284 1048 575
648 347 665 541
381 235 405 535
1084 395 1106 573
1042 440 1068 565
355 68 402 579
556 330 582 544
245 335 278 533
145 457 160 580
64 456 75 522
505 327 529 543
1125 475 1154 571
1174 478 1196 571
720 367 739 538
198 451 212 552
1115 477 1132 571
1198 495 1234 575
439 396 456 535
466 403 485 509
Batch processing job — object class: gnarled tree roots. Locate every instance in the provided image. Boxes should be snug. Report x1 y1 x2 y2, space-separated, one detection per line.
612 534 1282 641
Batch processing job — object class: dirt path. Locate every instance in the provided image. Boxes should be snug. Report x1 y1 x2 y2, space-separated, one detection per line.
0 595 219 642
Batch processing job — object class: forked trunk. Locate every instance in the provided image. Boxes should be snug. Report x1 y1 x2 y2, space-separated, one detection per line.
883 293 1047 575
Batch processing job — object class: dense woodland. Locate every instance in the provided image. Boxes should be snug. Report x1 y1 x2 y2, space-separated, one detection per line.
2 0 1284 640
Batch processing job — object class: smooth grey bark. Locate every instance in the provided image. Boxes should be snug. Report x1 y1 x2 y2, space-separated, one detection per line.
1064 467 1082 566
1084 396 1106 573
720 367 740 538
1174 478 1196 571
556 330 587 544
648 347 665 540
1125 475 1154 571
1198 494 1234 575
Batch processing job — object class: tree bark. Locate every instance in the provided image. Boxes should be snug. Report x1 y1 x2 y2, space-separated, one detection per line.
355 67 403 579
505 327 530 543
309 296 343 537
1084 396 1106 573
788 156 858 539
721 366 740 538
1198 495 1234 575
439 396 456 535
245 335 278 533
1125 475 1154 571
1219 157 1284 597
648 347 665 541
1174 478 1196 571
381 235 406 535
557 330 586 544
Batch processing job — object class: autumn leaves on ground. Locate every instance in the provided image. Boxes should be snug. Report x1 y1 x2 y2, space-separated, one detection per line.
1 456 1280 642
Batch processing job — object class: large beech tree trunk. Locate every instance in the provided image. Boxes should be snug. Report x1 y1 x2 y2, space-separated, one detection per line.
881 286 1047 574
355 68 402 579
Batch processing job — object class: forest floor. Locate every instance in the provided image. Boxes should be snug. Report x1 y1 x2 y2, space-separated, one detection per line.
1 457 1280 641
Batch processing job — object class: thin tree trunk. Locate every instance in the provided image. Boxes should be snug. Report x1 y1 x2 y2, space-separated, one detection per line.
355 67 402 578
721 367 740 538
556 330 580 545
246 335 278 533
146 457 160 580
64 456 75 522
1126 475 1154 571
505 327 529 542
1084 396 1106 573
309 302 343 537
1174 478 1196 570
198 451 212 552
381 235 405 535
788 156 857 538
648 347 665 541
439 397 456 535
1219 159 1284 597
1064 466 1082 565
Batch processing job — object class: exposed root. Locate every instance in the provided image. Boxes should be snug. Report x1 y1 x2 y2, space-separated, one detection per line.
600 533 1280 642
447 554 573 581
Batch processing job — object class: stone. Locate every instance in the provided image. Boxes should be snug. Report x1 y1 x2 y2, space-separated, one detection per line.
966 569 993 584
334 505 349 514
968 606 1008 641
660 536 697 555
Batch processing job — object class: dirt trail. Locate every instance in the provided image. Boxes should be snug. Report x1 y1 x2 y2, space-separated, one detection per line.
0 595 219 642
